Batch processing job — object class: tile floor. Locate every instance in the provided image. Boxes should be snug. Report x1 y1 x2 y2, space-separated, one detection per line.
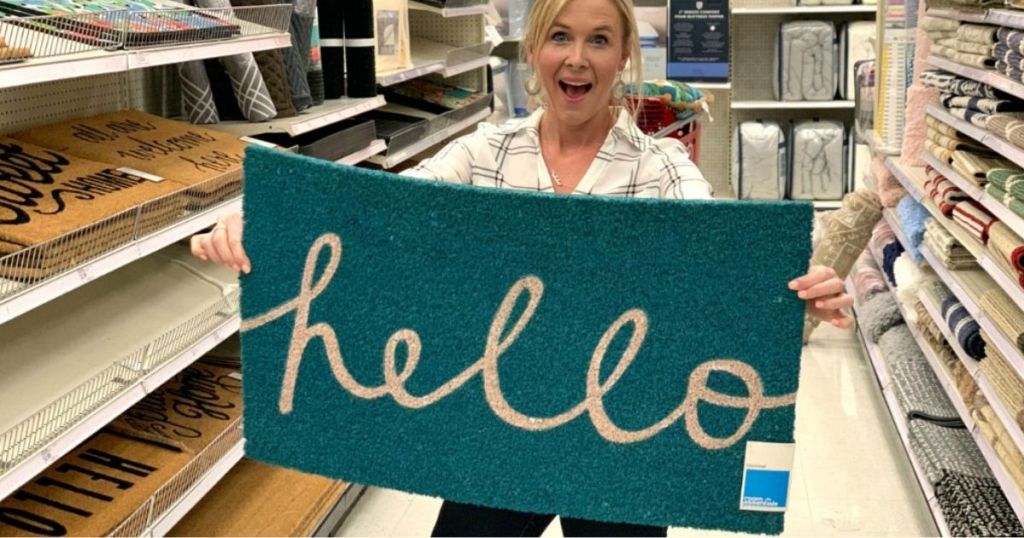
335 324 939 537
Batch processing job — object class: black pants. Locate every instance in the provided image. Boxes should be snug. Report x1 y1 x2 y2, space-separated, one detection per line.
431 500 667 537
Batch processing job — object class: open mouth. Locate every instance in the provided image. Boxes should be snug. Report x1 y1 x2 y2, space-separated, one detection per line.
558 80 593 100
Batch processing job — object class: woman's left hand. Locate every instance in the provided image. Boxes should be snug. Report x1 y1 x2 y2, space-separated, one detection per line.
789 266 854 329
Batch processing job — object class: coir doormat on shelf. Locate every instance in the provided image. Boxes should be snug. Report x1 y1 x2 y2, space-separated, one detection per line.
239 146 813 534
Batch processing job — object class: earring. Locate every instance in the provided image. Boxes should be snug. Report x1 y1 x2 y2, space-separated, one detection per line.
525 73 541 96
612 78 626 102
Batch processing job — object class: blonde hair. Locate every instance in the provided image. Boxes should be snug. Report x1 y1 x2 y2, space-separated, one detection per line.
518 0 644 115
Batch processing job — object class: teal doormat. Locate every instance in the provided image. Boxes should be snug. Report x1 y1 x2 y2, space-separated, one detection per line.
239 146 812 533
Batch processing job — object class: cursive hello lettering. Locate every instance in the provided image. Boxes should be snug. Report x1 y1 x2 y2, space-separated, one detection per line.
242 234 797 450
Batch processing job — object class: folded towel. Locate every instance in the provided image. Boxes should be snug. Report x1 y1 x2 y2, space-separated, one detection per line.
986 184 1009 206
1007 175 1024 202
926 139 955 166
860 291 904 344
951 151 1015 187
952 199 998 244
986 168 1024 192
974 404 1024 491
949 106 992 129
923 16 959 33
978 290 1024 351
942 295 987 360
927 126 990 153
977 329 1024 422
988 221 1024 275
953 51 997 69
898 196 931 263
1009 196 1024 219
958 24 999 46
923 71 1008 100
883 240 905 286
927 115 968 139
942 94 1024 114
925 219 977 269
957 40 995 56
925 166 971 217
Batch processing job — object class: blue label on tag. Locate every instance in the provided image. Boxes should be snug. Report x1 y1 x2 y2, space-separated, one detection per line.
741 469 790 509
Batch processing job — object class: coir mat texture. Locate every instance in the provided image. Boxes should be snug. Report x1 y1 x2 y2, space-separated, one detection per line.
239 146 812 533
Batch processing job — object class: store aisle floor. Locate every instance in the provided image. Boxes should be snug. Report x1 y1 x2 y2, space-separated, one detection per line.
335 324 938 537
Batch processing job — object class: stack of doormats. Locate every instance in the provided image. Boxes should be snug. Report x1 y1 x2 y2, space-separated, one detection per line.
0 356 243 537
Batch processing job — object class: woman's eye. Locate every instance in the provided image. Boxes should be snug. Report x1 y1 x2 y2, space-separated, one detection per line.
592 35 609 45
551 32 569 42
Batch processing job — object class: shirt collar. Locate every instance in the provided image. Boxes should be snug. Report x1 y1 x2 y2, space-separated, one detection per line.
495 107 651 151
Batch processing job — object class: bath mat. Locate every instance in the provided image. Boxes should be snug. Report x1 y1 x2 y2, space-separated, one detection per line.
238 147 813 533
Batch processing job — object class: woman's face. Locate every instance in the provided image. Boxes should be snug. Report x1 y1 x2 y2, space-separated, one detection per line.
532 0 628 128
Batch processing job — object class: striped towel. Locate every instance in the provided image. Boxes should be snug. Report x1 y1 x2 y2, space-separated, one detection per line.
852 255 889 304
1007 120 1024 150
986 184 1010 207
989 221 1024 269
927 127 990 153
978 330 1024 422
872 218 896 250
942 94 1024 114
926 139 955 166
927 115 965 138
949 107 992 129
986 168 1024 192
923 16 959 33
957 40 995 56
952 199 998 244
978 290 1024 352
959 23 999 45
1008 176 1024 202
953 51 997 69
951 151 1015 188
1009 197 1024 220
975 405 1024 492
941 295 987 360
925 166 971 217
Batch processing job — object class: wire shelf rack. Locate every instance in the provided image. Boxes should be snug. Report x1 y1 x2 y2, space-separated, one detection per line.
0 288 239 475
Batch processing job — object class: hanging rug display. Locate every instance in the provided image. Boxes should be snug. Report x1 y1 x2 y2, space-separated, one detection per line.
238 146 813 533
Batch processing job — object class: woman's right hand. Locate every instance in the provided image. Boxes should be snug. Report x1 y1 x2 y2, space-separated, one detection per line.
190 212 251 274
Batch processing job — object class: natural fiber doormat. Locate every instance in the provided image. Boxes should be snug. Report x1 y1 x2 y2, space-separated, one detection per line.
239 147 813 533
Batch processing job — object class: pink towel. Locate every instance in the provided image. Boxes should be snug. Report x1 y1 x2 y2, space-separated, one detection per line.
873 157 908 208
901 13 942 168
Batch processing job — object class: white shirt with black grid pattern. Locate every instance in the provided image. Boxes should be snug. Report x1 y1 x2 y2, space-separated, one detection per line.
401 108 713 200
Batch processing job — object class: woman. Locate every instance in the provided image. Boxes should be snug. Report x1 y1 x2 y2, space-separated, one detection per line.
192 0 853 535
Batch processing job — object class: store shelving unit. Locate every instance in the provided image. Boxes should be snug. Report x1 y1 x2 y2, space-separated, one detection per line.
215 96 387 138
852 301 952 537
733 5 877 14
0 196 241 325
926 104 1024 171
926 55 1024 103
928 5 1024 29
339 140 388 166
368 105 490 169
731 100 856 109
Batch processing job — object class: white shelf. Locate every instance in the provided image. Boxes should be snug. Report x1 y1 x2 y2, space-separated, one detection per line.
214 96 387 138
146 439 246 537
928 6 1024 30
338 139 388 166
813 200 843 210
689 82 732 90
731 100 856 110
0 33 290 91
926 55 1024 103
852 313 951 537
0 314 241 500
0 196 242 326
733 5 877 14
409 0 489 17
369 107 490 169
916 289 1024 524
926 104 1024 171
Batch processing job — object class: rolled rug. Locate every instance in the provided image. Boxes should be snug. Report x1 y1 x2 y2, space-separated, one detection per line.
897 195 931 262
286 0 316 110
956 40 994 56
958 23 999 46
934 472 1024 537
809 189 883 280
922 15 959 33
860 291 905 344
949 106 991 129
907 417 989 487
231 0 299 119
988 221 1024 275
178 61 220 125
927 126 989 153
978 289 1024 351
853 257 889 304
951 150 1014 188
345 0 377 97
925 166 970 217
941 294 987 360
986 114 1023 140
976 405 1024 491
318 1 344 98
1006 119 1024 150
192 0 277 122
872 218 895 251
943 94 1024 114
894 253 923 319
922 69 955 92
308 9 324 105
882 240 905 286
951 199 998 244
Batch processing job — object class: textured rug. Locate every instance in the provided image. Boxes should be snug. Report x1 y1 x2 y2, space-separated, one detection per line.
238 147 813 533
